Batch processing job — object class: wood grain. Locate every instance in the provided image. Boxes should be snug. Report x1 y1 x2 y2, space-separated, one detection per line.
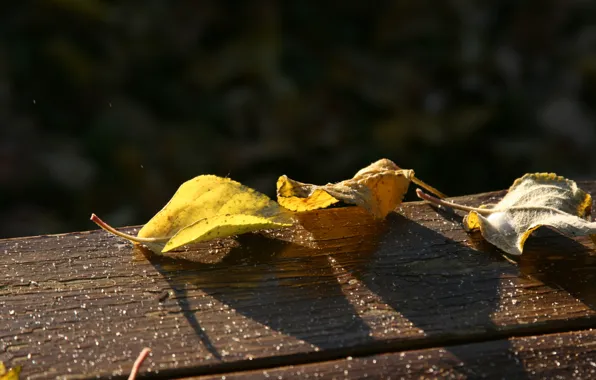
1 182 596 378
191 329 596 380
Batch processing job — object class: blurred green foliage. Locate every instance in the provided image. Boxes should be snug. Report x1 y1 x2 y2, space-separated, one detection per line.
1 0 595 237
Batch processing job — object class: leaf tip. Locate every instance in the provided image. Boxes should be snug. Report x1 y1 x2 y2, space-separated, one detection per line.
160 243 175 253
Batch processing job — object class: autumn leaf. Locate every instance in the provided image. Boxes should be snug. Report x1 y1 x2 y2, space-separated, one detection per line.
417 173 596 256
277 158 446 218
0 361 20 380
91 175 294 253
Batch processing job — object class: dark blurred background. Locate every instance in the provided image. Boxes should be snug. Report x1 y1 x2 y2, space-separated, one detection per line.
1 0 595 238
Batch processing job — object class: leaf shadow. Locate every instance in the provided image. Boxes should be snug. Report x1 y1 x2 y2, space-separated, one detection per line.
142 247 226 360
331 212 530 379
138 205 594 378
517 228 596 310
423 203 466 225
142 209 383 354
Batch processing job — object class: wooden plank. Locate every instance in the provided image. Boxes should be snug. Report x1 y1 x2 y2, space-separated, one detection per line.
191 329 596 380
2 182 596 378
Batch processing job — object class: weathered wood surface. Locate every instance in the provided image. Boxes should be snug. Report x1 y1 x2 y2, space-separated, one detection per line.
1 182 596 379
192 329 596 380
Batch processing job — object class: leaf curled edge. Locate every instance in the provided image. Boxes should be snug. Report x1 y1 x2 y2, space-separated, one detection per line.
422 173 596 256
276 175 340 212
277 158 442 218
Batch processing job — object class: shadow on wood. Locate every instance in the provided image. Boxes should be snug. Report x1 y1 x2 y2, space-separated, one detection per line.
144 205 532 378
332 211 530 379
141 208 386 356
519 229 596 310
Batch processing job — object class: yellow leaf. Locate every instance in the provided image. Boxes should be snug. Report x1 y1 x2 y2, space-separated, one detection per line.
277 158 445 218
0 361 21 380
418 173 596 256
91 175 294 253
163 214 291 252
277 176 339 212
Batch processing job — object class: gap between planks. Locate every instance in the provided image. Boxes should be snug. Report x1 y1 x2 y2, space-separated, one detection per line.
97 319 596 379
188 328 596 380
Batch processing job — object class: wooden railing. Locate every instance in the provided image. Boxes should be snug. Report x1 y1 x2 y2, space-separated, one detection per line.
2 185 596 379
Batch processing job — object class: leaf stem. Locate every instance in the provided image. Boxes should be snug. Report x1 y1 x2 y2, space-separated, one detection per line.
411 176 448 199
128 347 151 380
90 214 167 244
416 189 494 215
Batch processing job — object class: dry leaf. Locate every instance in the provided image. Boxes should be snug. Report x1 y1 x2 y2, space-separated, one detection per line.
277 158 446 218
418 173 596 256
0 362 20 380
91 175 294 253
